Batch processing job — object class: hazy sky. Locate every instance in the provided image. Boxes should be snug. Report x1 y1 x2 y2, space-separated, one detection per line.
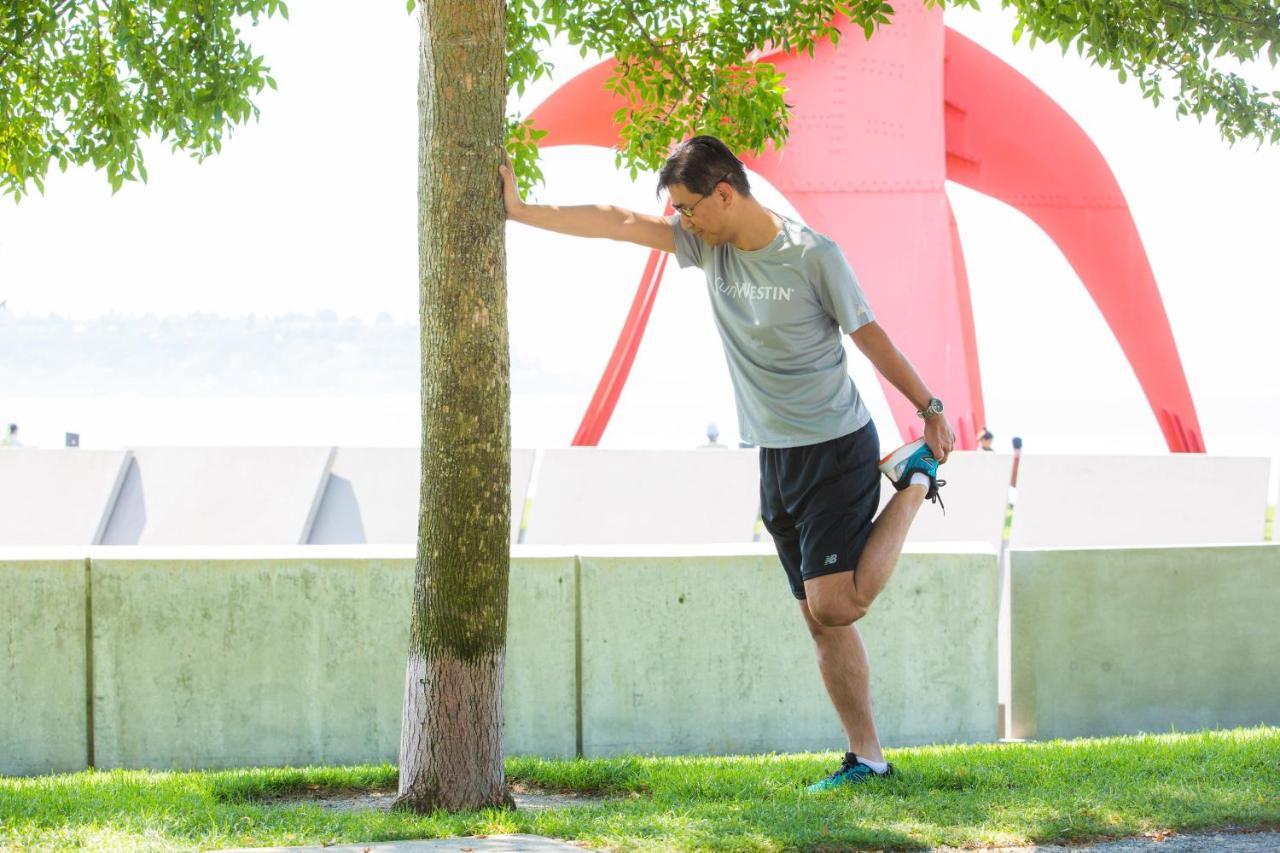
1 1 1277 456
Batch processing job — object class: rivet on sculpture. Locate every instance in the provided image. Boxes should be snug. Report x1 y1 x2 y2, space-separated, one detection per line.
528 5 1205 453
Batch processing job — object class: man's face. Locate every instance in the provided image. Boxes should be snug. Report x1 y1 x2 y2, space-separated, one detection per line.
667 181 729 244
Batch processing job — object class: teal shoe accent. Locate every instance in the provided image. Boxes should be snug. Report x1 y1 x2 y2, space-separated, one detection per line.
898 441 939 482
805 754 894 792
876 438 947 512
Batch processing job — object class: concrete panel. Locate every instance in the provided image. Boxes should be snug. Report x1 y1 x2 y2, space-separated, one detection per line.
1010 454 1270 548
578 544 998 756
504 547 578 758
89 548 575 770
0 553 87 776
525 450 760 545
1010 544 1280 741
307 449 536 546
875 451 1012 551
0 450 131 546
98 448 334 546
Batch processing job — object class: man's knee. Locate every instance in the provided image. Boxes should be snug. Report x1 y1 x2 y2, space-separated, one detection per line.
807 597 868 628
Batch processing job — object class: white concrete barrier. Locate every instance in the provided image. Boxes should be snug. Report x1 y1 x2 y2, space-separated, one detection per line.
525 449 760 545
306 449 537 546
1010 544 1280 741
88 548 576 770
876 451 1013 552
0 450 131 546
1010 454 1271 548
306 449 418 545
0 552 87 776
578 543 999 755
98 448 334 546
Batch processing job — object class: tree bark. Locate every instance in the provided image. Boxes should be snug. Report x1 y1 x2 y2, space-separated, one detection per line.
394 0 513 814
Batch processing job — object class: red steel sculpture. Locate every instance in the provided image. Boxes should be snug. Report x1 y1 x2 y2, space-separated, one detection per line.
529 4 1205 452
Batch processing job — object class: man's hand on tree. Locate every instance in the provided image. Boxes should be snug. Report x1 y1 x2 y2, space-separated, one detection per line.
498 155 524 220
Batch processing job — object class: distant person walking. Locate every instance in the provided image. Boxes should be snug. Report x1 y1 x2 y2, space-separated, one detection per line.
699 422 727 449
502 135 956 790
1 423 20 448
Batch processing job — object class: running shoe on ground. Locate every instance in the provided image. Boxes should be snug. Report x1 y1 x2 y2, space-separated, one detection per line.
805 752 895 792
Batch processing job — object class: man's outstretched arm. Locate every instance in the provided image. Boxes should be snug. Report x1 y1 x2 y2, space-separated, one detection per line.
499 161 675 254
850 321 957 462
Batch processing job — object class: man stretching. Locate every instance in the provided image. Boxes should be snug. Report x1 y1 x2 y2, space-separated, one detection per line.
500 135 955 791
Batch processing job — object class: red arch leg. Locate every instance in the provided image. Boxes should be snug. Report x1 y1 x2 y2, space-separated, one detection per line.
947 194 986 449
943 27 1204 452
571 222 672 446
528 68 674 446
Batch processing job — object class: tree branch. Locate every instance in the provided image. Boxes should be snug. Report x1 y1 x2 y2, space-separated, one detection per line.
1159 0 1280 35
0 0 77 70
618 1 698 95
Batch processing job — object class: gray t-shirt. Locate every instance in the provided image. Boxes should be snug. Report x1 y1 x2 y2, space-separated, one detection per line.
670 212 876 448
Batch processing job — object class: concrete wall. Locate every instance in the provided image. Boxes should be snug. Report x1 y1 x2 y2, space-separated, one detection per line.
2 544 998 774
1010 454 1271 548
578 543 999 755
1010 544 1280 741
99 448 334 546
88 548 575 771
525 449 761 545
0 450 130 546
306 449 537 546
0 552 88 775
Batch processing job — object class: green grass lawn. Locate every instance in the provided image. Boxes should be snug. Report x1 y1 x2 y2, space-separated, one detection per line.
2 727 1278 851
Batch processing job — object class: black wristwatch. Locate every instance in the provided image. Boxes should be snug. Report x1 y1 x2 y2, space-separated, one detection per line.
916 397 943 420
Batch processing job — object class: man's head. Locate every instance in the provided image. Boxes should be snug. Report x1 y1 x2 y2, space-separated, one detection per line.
657 135 752 245
978 428 993 450
6 424 15 435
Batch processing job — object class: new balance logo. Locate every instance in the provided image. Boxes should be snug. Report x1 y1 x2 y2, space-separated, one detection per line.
823 554 838 566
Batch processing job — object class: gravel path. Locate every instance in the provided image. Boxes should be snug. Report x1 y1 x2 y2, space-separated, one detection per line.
933 826 1280 852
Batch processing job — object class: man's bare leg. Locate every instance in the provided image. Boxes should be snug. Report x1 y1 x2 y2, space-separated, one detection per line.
799 598 884 761
805 482 926 626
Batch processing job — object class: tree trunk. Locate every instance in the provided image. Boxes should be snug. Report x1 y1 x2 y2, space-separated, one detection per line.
394 0 513 814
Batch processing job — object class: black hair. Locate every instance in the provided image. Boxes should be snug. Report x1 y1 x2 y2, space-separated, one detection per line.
656 135 751 200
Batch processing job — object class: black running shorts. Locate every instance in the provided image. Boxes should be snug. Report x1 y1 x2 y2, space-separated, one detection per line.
758 420 882 600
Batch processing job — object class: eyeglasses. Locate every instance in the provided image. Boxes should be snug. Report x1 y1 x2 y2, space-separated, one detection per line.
673 173 733 219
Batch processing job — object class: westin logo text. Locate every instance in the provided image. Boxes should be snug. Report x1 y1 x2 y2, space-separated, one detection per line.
715 276 793 301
